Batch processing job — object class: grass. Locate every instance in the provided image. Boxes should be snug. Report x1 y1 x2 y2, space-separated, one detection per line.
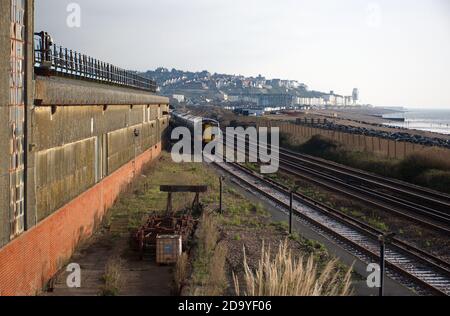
104 153 222 232
233 240 353 296
190 213 228 296
174 252 189 295
281 134 450 194
221 197 268 229
99 259 123 296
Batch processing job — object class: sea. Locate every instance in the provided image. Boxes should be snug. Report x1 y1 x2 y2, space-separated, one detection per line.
382 108 450 135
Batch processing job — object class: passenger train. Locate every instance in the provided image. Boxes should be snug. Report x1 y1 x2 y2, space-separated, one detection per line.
171 112 221 145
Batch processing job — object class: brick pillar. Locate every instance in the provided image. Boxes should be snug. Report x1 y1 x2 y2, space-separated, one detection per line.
0 0 34 249
0 0 10 247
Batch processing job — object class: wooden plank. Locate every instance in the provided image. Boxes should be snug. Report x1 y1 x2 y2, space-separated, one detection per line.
160 185 208 193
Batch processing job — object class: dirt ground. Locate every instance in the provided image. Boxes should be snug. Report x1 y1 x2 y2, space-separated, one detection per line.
44 231 173 296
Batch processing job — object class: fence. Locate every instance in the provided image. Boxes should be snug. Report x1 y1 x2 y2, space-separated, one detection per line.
257 120 450 160
33 32 157 93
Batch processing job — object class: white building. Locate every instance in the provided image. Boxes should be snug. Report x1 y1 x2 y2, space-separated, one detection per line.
344 96 354 106
294 97 325 107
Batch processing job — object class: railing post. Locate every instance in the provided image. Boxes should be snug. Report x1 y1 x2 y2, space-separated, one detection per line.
70 50 74 74
79 53 82 75
59 46 63 70
289 190 293 234
219 176 224 214
74 52 78 74
82 55 86 76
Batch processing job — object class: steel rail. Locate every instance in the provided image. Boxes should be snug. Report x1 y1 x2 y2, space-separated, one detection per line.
278 147 450 214
211 158 450 296
234 161 450 273
277 159 450 233
230 134 450 228
230 140 450 234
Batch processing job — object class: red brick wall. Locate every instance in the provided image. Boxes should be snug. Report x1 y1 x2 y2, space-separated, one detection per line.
0 143 161 296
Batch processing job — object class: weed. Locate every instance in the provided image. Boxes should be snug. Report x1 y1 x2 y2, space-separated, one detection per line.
190 214 228 296
175 252 189 294
99 259 123 296
233 240 353 296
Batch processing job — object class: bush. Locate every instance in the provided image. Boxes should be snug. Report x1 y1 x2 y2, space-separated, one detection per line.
416 169 450 194
398 152 450 181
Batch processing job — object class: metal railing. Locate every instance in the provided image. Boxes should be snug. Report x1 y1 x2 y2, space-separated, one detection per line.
34 32 157 93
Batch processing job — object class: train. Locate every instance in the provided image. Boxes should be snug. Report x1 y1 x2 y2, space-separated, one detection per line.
171 112 221 145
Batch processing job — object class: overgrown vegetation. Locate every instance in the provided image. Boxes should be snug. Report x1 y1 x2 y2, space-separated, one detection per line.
174 252 189 295
233 240 353 296
189 213 228 296
105 155 221 233
99 258 123 296
281 134 450 193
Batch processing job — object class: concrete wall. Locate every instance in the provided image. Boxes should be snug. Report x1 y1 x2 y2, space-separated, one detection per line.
34 75 168 106
30 77 170 224
0 0 11 249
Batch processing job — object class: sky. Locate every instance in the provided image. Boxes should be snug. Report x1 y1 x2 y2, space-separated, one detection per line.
35 0 450 108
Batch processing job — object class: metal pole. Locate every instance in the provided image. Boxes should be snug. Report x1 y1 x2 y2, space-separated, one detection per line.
379 237 385 297
219 177 224 214
289 191 293 234
378 232 394 297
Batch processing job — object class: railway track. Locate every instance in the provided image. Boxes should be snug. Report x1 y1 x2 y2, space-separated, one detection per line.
279 147 450 210
231 138 450 234
278 147 450 218
208 156 450 296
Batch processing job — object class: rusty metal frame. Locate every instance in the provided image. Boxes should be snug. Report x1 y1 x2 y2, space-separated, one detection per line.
134 214 197 260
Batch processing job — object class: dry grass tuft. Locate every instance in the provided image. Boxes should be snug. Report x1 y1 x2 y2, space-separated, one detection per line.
175 252 189 294
99 258 123 296
205 242 228 296
197 212 220 256
234 240 353 296
190 213 228 296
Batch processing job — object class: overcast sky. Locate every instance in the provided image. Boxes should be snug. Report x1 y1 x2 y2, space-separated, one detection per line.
35 0 450 108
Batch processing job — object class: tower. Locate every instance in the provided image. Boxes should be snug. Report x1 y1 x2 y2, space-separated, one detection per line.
352 88 359 104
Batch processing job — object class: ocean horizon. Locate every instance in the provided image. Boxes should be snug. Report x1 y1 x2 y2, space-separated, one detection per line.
382 108 450 135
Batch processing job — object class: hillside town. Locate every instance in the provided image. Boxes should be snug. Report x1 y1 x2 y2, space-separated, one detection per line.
142 68 361 113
